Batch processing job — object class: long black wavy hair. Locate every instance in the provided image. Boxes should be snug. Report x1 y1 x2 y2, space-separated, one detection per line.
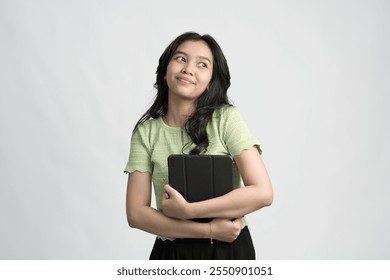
135 32 232 155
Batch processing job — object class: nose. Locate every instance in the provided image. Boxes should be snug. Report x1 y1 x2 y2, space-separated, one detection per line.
182 65 193 75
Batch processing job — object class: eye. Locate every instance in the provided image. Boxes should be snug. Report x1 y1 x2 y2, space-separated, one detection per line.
198 62 208 68
175 56 186 62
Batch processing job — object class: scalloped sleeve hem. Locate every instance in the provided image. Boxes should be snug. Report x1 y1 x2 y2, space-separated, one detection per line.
123 164 152 174
230 142 262 158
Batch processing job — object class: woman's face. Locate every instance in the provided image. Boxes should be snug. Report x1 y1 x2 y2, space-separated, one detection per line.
165 40 213 102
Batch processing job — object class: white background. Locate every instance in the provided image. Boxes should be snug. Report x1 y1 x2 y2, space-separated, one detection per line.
0 0 389 259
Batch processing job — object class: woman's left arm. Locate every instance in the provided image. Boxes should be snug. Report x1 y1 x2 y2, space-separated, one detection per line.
162 146 273 219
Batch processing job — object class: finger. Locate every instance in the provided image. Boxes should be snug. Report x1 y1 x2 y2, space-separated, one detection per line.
163 184 175 196
163 184 171 190
232 218 241 227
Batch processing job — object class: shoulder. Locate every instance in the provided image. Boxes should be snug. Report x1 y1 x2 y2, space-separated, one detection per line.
213 105 240 119
212 105 245 124
134 117 162 132
208 105 249 139
214 104 237 115
132 117 163 139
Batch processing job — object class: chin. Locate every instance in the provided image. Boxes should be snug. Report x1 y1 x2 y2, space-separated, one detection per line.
171 91 203 101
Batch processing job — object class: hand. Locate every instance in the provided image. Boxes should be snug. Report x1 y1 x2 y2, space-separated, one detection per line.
210 218 242 243
161 184 191 219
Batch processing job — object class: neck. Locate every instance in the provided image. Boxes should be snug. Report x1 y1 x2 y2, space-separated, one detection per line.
164 97 196 128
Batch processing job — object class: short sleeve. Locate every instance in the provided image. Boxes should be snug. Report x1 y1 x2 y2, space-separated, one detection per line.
222 107 262 157
123 125 153 174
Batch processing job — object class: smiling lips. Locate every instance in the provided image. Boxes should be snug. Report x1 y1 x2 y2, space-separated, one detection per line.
176 76 195 85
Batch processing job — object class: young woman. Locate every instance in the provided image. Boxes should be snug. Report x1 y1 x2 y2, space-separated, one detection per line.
124 32 273 259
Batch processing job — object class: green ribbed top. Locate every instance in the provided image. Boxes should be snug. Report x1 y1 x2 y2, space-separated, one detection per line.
124 105 261 240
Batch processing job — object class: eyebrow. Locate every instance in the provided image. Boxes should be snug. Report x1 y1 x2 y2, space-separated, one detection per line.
173 51 212 64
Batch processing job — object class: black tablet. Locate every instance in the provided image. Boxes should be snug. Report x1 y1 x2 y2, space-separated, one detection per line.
168 154 234 203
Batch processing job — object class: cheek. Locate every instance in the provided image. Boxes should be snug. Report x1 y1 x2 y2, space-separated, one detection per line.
165 63 173 78
165 65 176 84
199 72 213 87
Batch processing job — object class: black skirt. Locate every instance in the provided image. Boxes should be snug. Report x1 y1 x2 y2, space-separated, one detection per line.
149 226 256 260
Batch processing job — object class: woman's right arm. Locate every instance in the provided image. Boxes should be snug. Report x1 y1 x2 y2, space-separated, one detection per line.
126 171 241 242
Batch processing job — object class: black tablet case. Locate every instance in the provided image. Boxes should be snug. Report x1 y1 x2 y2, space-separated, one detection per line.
168 154 234 222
